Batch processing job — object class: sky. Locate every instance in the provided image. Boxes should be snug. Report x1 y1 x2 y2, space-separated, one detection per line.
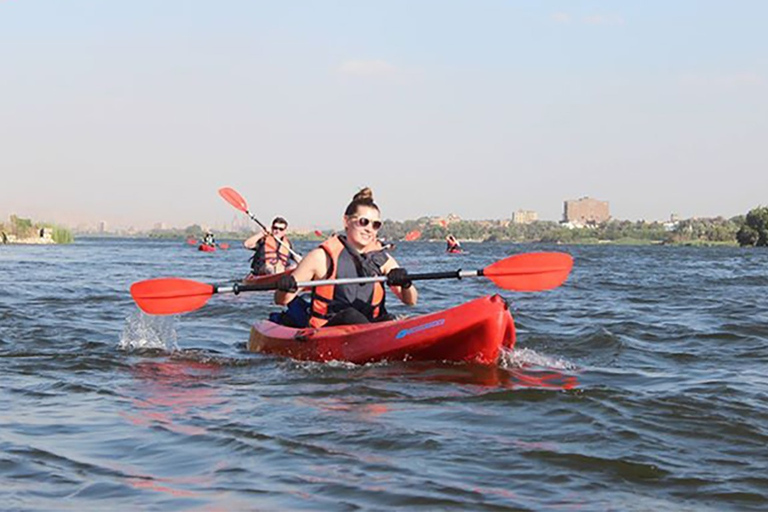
2 0 767 230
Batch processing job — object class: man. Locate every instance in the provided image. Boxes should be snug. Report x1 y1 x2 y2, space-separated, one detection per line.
244 217 300 275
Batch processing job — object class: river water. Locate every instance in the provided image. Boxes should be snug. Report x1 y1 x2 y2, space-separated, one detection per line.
1 238 767 511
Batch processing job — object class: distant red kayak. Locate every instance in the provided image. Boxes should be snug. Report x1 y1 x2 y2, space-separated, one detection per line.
248 294 516 364
198 244 216 252
404 230 422 241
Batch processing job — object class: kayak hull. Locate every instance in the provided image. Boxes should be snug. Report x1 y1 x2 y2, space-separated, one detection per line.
248 294 516 364
198 244 216 252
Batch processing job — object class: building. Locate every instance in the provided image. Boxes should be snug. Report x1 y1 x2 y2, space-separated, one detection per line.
429 214 461 227
512 210 538 225
563 197 610 226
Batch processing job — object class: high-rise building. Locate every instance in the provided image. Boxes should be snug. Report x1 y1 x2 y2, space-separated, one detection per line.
512 210 538 224
563 197 610 226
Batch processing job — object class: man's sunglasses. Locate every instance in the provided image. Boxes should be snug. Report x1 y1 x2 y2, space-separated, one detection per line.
272 225 287 231
350 216 382 230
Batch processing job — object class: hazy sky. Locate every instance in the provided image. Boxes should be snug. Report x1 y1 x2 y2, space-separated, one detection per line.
2 1 766 230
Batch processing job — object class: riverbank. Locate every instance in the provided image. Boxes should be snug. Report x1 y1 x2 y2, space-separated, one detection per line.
1 235 57 245
2 216 74 245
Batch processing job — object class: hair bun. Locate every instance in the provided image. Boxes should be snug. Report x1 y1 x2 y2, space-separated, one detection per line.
352 187 374 202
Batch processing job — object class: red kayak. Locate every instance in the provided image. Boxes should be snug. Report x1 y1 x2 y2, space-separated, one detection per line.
198 244 216 252
248 294 516 364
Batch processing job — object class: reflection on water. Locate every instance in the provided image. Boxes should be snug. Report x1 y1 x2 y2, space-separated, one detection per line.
121 359 226 437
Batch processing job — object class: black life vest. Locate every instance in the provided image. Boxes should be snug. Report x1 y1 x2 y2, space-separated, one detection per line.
309 235 388 328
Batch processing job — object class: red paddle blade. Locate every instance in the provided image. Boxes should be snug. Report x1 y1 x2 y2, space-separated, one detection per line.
483 252 573 291
405 230 422 241
218 187 248 213
130 278 215 315
219 243 230 250
314 230 323 237
186 238 197 245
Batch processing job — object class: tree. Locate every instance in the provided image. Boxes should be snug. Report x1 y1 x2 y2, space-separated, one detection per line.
184 224 204 238
737 206 768 246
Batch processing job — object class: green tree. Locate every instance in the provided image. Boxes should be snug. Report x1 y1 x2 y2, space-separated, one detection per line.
737 206 768 246
184 224 204 238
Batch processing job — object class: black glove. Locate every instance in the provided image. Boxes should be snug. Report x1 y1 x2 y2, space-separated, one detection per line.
387 268 412 289
276 274 298 293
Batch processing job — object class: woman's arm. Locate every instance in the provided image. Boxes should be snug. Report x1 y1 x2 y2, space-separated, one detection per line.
274 247 326 305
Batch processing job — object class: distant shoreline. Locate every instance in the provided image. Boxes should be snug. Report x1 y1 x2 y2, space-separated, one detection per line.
75 215 746 247
71 234 740 248
1 232 57 245
1 237 57 245
1 216 73 245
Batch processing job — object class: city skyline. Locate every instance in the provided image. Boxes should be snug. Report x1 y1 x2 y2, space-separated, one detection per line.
62 196 706 235
2 1 766 230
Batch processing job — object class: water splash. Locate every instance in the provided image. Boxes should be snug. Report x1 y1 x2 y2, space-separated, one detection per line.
500 347 578 371
119 310 179 352
498 348 581 390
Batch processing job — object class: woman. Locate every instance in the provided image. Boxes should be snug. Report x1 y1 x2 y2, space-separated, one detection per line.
275 188 417 327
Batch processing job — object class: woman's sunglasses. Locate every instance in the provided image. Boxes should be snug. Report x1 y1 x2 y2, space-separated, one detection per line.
350 216 382 230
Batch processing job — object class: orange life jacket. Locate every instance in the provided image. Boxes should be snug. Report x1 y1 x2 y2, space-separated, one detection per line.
309 236 385 328
263 235 291 266
251 235 292 274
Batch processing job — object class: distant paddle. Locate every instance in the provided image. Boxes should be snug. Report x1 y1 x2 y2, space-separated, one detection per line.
131 252 574 315
405 230 422 241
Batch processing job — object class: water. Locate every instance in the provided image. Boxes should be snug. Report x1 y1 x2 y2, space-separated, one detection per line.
2 238 767 511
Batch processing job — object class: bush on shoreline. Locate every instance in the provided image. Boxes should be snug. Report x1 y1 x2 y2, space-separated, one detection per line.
1 215 74 244
736 206 768 246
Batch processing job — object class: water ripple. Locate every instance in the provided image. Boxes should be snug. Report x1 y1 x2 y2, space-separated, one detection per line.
2 239 768 510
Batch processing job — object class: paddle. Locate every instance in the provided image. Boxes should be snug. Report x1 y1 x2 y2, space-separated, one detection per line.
405 230 422 241
131 252 573 315
218 186 303 262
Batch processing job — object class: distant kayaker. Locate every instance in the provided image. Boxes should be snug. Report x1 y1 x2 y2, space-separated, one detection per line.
244 216 299 275
446 234 461 253
275 187 418 327
203 231 216 246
